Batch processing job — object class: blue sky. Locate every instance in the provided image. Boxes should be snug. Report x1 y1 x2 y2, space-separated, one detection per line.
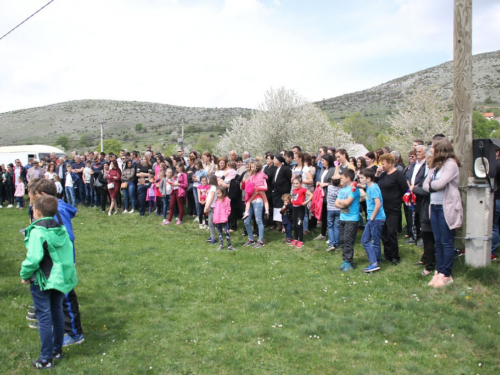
0 0 498 113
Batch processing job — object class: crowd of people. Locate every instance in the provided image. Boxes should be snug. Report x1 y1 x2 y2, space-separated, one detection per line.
5 137 499 368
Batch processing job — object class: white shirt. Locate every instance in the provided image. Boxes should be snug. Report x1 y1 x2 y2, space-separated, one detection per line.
411 159 426 185
65 173 73 188
274 166 281 182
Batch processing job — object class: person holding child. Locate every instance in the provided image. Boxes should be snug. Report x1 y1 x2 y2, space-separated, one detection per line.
335 169 361 271
20 195 78 369
359 168 386 273
213 187 236 251
289 177 313 248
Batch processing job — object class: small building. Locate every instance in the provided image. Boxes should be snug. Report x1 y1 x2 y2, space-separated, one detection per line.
483 113 495 120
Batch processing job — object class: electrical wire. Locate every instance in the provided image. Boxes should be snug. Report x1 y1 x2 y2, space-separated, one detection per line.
0 0 55 42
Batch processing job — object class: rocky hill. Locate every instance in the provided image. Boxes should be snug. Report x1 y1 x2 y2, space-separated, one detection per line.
0 50 498 149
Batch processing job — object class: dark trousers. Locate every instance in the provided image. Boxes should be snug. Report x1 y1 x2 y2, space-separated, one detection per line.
63 288 83 336
168 190 185 222
321 202 328 236
339 220 358 264
138 194 146 215
382 208 400 262
421 231 436 272
75 179 85 205
198 203 207 224
412 211 421 240
5 184 14 205
292 205 305 241
99 188 108 212
229 198 239 230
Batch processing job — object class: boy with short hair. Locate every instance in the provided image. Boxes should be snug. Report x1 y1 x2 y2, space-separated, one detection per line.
359 168 386 273
334 169 360 271
20 195 78 369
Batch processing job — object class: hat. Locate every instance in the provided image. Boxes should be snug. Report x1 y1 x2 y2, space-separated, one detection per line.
275 155 285 164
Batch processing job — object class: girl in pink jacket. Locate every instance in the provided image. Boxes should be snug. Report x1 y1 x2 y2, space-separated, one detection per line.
213 187 236 251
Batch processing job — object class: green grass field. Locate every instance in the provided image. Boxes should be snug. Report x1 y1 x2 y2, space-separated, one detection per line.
1 205 499 374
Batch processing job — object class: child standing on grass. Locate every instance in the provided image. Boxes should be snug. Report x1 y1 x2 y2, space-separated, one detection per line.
20 195 78 369
53 175 63 199
334 169 360 272
280 193 293 244
213 186 236 251
15 176 25 209
197 176 209 228
289 178 313 248
159 170 173 225
326 178 342 252
204 175 219 245
358 168 386 273
147 173 157 214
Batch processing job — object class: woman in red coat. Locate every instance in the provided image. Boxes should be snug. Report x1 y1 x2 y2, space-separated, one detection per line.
106 161 121 215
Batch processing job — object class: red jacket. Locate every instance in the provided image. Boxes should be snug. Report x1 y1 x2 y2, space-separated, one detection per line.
309 186 324 220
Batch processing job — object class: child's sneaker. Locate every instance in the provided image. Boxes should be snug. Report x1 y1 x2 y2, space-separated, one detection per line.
205 237 213 243
295 241 304 248
162 220 168 225
199 224 204 229
363 264 380 273
32 358 54 370
52 351 64 361
242 211 249 219
175 220 182 225
244 239 255 247
338 261 348 270
164 220 171 225
343 262 354 272
326 245 335 252
28 321 39 329
26 311 37 321
290 240 298 246
283 238 292 244
63 333 85 347
227 246 237 251
217 245 223 251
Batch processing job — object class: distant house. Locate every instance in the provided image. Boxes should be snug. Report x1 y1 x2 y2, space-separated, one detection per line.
483 113 495 120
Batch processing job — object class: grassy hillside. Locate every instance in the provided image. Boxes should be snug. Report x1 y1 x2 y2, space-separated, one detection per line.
1 50 499 152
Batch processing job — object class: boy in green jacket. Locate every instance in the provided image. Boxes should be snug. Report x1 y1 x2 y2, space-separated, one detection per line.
20 195 78 370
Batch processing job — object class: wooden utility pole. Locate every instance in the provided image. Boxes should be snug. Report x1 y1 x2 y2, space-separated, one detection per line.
453 0 473 250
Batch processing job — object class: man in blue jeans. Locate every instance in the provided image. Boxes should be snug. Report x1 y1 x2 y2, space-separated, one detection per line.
359 168 386 273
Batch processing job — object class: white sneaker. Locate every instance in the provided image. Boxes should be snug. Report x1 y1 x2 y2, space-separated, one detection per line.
0 205 2 208
199 224 203 229
128 209 134 214
7 204 13 208
123 210 128 214
194 217 199 222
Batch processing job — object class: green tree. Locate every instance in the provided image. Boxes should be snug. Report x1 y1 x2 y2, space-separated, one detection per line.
54 135 70 150
135 123 144 132
194 134 214 153
96 139 123 155
341 113 375 149
473 111 500 139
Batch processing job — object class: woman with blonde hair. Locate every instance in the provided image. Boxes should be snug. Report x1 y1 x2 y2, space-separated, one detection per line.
423 138 462 288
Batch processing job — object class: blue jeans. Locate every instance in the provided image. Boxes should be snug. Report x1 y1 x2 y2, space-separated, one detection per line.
244 200 264 242
491 199 500 256
84 183 93 206
327 210 340 247
65 186 76 207
361 219 385 265
162 196 170 220
430 204 455 277
75 179 85 205
30 283 64 361
284 222 292 239
193 187 200 216
123 181 137 211
303 206 310 232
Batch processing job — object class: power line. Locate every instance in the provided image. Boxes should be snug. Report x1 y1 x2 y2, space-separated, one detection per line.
0 0 55 42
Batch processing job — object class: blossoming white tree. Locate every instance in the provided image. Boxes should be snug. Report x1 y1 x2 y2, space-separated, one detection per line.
387 86 452 154
215 87 355 156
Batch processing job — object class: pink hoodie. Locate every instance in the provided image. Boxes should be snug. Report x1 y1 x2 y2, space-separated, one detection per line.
213 196 231 224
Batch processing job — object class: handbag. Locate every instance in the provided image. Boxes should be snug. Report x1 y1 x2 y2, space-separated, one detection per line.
121 182 128 189
107 182 115 190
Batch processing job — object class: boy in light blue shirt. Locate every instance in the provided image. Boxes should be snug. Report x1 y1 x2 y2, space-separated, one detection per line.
358 168 386 273
334 169 360 271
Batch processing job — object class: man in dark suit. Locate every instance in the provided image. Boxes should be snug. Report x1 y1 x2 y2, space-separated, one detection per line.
271 155 292 231
406 145 427 244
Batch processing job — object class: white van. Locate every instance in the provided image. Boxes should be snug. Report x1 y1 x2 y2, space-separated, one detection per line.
0 145 66 167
